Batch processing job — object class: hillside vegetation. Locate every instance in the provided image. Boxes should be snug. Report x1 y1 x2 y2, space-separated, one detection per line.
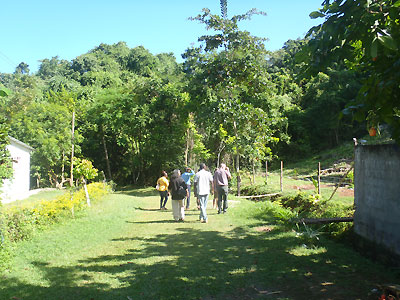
2 3 393 192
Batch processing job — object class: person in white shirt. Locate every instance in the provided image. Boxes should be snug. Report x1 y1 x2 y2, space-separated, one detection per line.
193 163 214 223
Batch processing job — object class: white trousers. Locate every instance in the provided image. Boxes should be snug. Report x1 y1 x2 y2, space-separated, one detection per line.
172 199 185 221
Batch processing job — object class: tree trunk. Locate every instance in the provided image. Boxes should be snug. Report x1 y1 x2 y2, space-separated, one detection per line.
233 120 241 196
137 139 142 183
185 127 190 167
280 161 283 192
252 158 256 185
36 173 40 188
236 152 241 196
101 127 112 181
70 109 75 187
318 162 321 195
61 150 65 188
217 142 225 169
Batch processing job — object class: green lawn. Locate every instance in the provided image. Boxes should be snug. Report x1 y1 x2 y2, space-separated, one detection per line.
1 188 398 299
5 189 66 208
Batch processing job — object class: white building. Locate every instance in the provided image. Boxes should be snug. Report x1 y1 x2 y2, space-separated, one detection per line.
1 137 34 203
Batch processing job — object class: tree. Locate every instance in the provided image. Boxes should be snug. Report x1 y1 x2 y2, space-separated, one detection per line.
14 62 30 75
298 0 400 142
0 88 12 186
10 100 74 188
84 76 189 185
73 158 98 206
48 88 80 187
126 46 158 77
184 6 286 195
37 56 71 79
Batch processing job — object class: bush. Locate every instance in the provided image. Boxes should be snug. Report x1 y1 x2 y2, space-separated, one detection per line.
252 199 299 225
252 191 354 236
240 184 274 196
4 208 37 242
279 192 322 214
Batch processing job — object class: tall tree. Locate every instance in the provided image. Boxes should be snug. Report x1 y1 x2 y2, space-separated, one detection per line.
184 6 286 195
14 62 30 75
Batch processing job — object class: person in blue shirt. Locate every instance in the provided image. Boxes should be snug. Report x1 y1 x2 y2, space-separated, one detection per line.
181 167 195 209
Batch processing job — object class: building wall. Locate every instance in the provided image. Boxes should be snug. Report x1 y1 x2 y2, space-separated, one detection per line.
354 144 400 256
1 140 32 203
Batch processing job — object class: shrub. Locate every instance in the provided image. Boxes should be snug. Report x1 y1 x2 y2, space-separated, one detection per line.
252 199 299 225
279 192 322 214
4 208 37 242
240 184 276 197
252 191 354 236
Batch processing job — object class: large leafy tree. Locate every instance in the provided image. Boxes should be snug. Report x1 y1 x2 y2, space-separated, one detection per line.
184 4 288 194
14 62 30 75
299 0 400 142
297 69 362 149
84 76 189 185
10 100 75 188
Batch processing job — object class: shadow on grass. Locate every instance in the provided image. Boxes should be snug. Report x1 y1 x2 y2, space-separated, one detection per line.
133 207 162 212
126 220 180 224
0 223 388 300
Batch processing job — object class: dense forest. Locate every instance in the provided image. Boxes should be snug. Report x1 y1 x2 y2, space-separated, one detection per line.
0 0 399 191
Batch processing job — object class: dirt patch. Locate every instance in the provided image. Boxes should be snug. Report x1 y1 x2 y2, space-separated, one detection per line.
255 226 274 232
292 184 332 190
338 188 354 197
292 185 315 190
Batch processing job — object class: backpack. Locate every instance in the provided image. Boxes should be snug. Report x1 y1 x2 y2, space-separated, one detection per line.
177 184 187 199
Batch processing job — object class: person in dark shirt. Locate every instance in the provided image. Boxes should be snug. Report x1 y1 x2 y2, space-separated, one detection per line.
169 169 188 221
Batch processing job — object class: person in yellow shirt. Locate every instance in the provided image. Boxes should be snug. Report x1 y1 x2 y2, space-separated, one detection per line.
157 171 169 210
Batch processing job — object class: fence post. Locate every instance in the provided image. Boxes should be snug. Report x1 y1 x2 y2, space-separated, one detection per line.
265 160 268 184
280 161 283 192
318 162 321 195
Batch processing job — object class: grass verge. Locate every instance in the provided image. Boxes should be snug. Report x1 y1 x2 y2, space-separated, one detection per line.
0 187 398 300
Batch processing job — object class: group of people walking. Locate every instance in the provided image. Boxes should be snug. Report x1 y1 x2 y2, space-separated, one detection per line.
156 163 232 223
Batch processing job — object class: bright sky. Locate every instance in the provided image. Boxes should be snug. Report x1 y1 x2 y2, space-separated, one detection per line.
0 0 324 74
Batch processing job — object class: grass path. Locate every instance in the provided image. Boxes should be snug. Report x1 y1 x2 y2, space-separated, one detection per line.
1 188 398 300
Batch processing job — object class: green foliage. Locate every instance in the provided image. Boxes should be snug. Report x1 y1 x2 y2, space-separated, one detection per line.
280 67 364 158
346 169 354 188
184 6 289 178
84 75 189 184
73 158 98 182
279 192 322 214
1 3 378 191
0 89 12 186
14 62 30 75
37 56 71 79
299 0 400 143
252 190 353 237
10 100 75 187
252 200 299 225
240 183 274 196
220 0 228 19
295 222 322 247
